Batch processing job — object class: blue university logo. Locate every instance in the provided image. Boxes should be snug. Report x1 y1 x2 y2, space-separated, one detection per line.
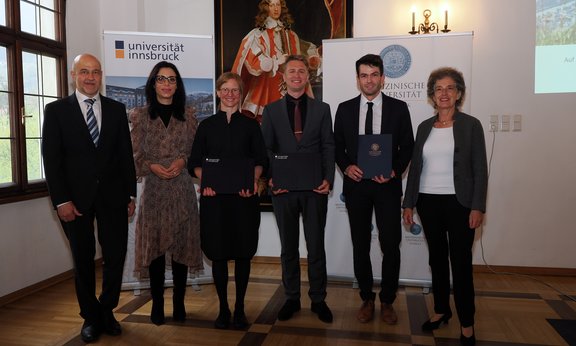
380 45 411 78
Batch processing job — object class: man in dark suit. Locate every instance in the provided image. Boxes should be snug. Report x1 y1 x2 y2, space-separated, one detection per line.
261 55 335 323
42 54 136 342
334 54 414 324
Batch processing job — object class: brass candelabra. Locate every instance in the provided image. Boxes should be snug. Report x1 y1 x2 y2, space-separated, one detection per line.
409 9 451 35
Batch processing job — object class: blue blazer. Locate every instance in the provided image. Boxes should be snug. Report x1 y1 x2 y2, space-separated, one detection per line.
402 111 488 212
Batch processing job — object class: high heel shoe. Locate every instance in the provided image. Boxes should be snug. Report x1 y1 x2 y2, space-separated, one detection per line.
460 326 476 346
421 311 452 331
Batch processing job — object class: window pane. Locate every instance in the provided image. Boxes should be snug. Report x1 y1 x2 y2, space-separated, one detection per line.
21 0 58 40
0 92 13 185
26 138 43 181
0 0 6 26
42 55 57 97
40 0 54 10
23 52 39 94
0 46 14 185
20 2 38 36
40 8 55 40
24 95 41 137
23 51 58 183
0 46 7 87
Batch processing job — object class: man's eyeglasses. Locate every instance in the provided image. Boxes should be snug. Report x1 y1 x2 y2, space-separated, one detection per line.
220 88 240 95
156 75 177 84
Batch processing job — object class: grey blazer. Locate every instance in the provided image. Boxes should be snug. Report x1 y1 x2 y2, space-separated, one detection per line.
261 96 335 187
402 111 488 212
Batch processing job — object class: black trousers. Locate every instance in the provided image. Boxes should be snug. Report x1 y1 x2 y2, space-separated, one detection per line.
416 193 476 327
60 202 128 325
345 180 401 304
272 191 328 303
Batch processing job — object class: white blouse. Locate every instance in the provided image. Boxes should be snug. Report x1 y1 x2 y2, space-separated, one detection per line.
419 127 455 194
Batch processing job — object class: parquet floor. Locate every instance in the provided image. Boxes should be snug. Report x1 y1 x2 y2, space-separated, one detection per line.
0 263 575 345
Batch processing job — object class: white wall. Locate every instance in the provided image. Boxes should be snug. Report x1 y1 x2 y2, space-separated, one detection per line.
355 0 576 268
0 198 72 297
2 0 574 299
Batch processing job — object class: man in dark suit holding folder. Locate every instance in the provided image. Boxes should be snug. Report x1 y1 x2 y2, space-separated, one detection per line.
334 54 414 324
261 55 335 323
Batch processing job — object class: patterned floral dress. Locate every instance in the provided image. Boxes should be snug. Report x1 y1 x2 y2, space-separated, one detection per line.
130 106 203 277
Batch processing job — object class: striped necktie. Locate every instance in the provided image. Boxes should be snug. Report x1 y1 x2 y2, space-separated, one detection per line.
84 98 99 146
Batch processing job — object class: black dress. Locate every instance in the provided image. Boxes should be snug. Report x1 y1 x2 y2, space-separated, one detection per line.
188 111 268 261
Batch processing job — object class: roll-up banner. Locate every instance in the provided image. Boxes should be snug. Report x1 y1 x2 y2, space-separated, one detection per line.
323 32 473 286
103 31 215 290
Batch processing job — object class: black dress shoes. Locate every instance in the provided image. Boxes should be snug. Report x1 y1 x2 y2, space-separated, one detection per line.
233 310 249 330
214 309 231 329
422 310 453 331
172 303 186 322
277 299 301 321
80 322 101 343
311 301 333 323
150 302 165 326
103 314 122 336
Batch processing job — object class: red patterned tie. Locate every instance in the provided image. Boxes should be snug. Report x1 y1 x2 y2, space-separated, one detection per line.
293 99 302 141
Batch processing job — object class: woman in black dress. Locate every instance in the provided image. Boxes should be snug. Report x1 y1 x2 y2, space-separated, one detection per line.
188 72 267 329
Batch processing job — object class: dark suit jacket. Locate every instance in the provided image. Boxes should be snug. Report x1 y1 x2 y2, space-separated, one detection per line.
261 96 335 187
402 111 488 212
42 93 136 212
334 93 414 196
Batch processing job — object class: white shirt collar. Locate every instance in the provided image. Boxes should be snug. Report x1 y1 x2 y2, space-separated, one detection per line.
360 92 383 107
75 90 100 104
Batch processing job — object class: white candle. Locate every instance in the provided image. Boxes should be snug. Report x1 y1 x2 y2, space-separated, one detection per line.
412 12 415 28
445 10 448 27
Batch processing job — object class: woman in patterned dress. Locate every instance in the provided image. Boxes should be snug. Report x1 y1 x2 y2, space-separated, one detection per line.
130 61 203 325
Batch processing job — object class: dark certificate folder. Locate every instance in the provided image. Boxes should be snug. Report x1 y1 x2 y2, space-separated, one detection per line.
201 157 254 194
271 153 322 191
357 134 392 179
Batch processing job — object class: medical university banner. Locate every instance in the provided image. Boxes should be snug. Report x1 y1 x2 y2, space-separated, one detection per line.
322 32 473 286
102 31 215 290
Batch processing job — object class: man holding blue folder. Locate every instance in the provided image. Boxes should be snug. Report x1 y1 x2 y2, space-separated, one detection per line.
334 54 414 324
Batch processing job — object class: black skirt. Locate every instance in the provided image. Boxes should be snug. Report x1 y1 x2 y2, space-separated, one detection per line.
199 194 260 261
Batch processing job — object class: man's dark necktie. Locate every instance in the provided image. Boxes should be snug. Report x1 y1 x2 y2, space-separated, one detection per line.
365 101 374 135
293 99 303 141
84 98 99 146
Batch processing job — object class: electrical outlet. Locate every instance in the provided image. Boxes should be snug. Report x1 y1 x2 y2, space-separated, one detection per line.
501 114 510 131
489 115 498 132
513 114 522 131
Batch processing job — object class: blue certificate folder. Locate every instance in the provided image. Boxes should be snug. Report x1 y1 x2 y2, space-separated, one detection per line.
271 153 322 191
201 157 254 194
357 134 392 179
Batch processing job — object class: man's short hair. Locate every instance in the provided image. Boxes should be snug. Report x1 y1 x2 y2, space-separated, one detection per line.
355 54 384 76
285 54 309 71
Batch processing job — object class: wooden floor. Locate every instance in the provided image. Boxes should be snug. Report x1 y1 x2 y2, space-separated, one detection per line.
0 262 575 345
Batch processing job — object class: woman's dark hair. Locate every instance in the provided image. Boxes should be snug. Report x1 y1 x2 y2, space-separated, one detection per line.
145 61 186 121
426 67 466 110
255 0 294 30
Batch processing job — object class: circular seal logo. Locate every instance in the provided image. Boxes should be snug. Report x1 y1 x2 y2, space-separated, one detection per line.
380 45 411 78
370 143 380 151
